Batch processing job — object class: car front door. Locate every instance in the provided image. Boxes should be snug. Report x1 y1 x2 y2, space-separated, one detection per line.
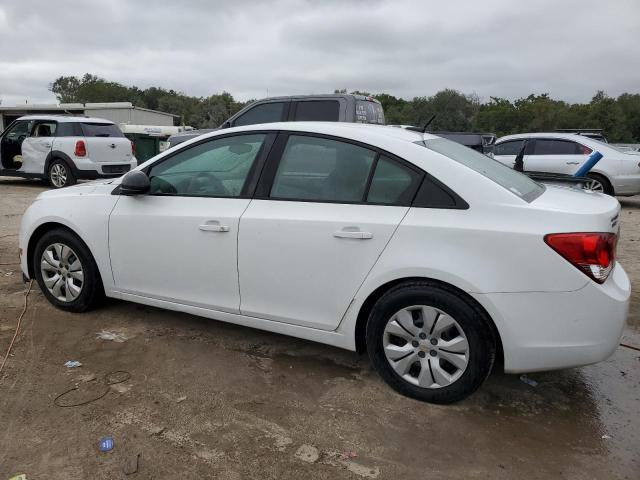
525 138 592 174
237 133 422 330
108 132 274 312
0 120 34 170
21 121 56 174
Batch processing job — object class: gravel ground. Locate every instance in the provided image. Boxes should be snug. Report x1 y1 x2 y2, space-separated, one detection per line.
0 178 638 479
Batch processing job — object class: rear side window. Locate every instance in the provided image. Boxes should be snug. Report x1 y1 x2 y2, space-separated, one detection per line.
233 102 286 127
532 139 582 155
355 100 385 124
81 123 124 138
270 135 376 202
56 123 83 137
32 121 57 137
293 101 340 121
417 138 544 202
494 140 525 156
367 156 421 205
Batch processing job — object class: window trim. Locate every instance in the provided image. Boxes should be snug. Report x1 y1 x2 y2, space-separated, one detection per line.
254 131 428 207
138 131 277 199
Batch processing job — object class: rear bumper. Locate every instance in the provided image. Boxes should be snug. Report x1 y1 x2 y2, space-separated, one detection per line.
472 263 629 373
72 159 137 179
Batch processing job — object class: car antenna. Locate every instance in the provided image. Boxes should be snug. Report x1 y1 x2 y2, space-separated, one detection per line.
422 114 436 134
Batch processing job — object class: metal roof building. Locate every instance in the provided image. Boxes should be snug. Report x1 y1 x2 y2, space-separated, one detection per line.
0 102 178 131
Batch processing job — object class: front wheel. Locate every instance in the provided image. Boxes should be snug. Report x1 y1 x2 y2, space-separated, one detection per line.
33 229 103 312
366 281 496 404
48 160 76 188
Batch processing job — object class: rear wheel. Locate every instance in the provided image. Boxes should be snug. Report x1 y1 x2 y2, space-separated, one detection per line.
48 159 76 188
366 281 496 404
585 173 613 195
33 229 103 312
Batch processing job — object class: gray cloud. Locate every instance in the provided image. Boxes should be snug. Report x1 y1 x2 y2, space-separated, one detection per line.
0 0 638 106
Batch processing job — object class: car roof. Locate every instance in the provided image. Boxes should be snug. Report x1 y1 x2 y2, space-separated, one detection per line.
16 115 115 124
190 122 439 146
248 93 381 103
496 132 595 143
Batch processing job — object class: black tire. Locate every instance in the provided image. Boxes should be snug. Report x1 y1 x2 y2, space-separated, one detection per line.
586 173 613 195
366 281 496 404
33 228 103 312
48 159 76 188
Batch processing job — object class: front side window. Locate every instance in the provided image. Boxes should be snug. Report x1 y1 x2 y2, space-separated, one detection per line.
494 139 525 156
32 121 57 137
2 120 33 140
148 134 266 197
417 138 544 202
294 101 340 121
533 139 582 155
233 102 286 127
270 135 376 202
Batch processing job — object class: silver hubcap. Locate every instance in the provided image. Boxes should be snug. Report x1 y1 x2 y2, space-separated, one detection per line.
40 243 84 302
584 179 604 192
383 305 469 389
50 164 67 188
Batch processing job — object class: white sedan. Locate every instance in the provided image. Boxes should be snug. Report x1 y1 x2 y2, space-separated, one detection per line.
19 123 629 403
493 132 640 195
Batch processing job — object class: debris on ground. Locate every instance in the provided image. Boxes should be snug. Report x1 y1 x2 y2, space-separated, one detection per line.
149 426 166 436
519 375 538 387
98 437 114 452
8 474 27 480
295 444 320 463
123 453 141 475
64 360 82 368
96 330 129 342
342 450 358 459
176 395 187 403
602 434 612 439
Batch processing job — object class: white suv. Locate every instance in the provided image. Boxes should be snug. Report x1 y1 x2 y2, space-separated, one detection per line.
0 115 136 188
493 132 640 195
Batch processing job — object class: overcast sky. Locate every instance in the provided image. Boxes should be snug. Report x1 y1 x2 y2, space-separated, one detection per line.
1 0 639 106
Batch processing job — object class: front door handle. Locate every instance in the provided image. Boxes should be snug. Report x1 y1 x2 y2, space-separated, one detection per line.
566 161 580 165
199 222 230 232
333 228 373 240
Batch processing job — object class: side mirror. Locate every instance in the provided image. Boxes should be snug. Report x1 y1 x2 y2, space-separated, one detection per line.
120 170 150 196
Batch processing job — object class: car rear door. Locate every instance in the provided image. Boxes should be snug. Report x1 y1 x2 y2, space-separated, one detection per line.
237 133 422 330
525 138 591 174
20 120 56 174
81 122 133 164
109 132 274 312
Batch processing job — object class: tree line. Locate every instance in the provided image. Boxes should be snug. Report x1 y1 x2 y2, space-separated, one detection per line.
50 74 640 142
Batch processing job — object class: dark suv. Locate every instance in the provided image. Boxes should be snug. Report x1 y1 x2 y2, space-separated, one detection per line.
168 94 385 147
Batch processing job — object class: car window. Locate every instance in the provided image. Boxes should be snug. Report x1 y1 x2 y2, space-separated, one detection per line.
416 138 544 202
148 134 266 197
494 140 525 156
81 123 124 138
233 102 286 127
32 122 57 137
367 155 420 205
355 100 385 124
2 120 33 139
293 101 340 121
532 139 583 155
56 123 83 137
270 135 376 202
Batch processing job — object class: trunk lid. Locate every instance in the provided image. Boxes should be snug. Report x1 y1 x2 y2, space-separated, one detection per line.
81 122 133 163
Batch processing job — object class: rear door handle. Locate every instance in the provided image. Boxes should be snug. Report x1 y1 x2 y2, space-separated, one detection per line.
333 229 373 239
566 161 580 165
199 222 229 232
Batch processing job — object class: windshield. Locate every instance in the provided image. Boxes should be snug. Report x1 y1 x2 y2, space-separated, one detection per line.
355 100 385 125
416 138 545 202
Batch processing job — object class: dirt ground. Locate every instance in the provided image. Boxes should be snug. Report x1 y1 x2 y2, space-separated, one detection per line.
0 178 638 480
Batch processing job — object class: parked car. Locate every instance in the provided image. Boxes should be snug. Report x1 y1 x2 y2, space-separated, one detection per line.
392 126 496 155
168 94 385 147
555 129 608 143
0 115 136 188
20 122 628 404
493 132 640 195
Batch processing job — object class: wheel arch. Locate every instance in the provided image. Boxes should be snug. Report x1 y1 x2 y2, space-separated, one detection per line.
44 151 77 177
27 222 88 278
353 276 504 364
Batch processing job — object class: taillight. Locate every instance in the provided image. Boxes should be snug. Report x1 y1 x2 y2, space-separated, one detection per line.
75 140 86 157
544 232 617 284
131 140 135 156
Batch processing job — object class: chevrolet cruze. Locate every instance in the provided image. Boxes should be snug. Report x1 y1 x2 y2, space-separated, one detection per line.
19 123 629 403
